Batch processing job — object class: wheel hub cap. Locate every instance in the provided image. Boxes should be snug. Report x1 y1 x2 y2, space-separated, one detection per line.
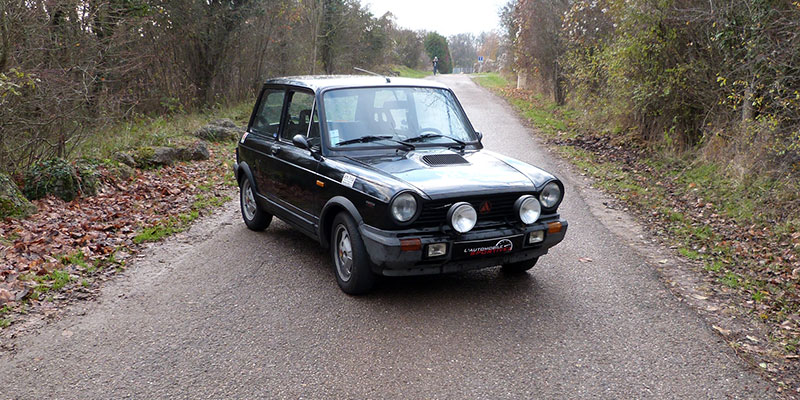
242 182 257 220
335 226 353 281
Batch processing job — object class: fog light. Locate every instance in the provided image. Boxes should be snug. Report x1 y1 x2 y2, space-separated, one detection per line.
528 231 545 244
427 243 447 257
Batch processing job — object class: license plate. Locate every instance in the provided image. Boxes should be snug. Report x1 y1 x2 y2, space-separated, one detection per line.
452 235 524 260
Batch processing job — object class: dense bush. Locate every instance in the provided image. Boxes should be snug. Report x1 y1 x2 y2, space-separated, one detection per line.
505 0 800 171
23 159 97 202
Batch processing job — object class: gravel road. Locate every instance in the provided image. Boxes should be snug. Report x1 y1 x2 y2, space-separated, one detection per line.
0 75 775 399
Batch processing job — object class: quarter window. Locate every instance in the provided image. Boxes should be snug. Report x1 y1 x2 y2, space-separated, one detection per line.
253 89 285 137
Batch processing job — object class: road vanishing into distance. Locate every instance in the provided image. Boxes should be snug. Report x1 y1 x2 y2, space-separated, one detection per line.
1 75 774 399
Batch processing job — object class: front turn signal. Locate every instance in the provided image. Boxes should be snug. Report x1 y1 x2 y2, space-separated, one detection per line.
400 238 422 252
547 221 563 234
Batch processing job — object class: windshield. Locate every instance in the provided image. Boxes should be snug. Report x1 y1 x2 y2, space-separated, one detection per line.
322 87 475 149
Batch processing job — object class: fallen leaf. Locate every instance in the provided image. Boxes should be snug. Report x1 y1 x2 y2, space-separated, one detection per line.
712 325 731 335
0 288 13 303
578 258 593 263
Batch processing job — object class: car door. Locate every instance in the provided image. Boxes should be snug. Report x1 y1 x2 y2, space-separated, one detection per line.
270 88 322 235
242 86 286 201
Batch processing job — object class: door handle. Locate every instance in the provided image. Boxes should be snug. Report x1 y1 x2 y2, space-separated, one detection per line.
271 145 281 155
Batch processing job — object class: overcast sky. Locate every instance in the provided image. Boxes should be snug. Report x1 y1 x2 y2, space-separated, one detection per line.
361 0 509 36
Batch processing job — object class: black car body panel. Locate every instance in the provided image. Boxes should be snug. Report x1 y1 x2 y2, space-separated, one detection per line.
234 75 568 282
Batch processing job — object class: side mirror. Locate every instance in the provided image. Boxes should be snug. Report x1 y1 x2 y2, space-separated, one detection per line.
475 131 483 142
292 134 309 150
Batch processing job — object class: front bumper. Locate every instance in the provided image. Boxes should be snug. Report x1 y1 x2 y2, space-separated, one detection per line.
359 218 568 276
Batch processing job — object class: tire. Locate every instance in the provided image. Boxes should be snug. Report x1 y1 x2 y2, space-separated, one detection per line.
502 257 538 274
239 177 272 231
330 213 376 295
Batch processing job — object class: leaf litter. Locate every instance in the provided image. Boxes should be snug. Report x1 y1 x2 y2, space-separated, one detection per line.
0 143 235 345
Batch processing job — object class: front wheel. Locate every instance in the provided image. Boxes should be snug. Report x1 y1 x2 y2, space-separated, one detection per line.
502 257 538 274
239 178 272 231
331 213 376 295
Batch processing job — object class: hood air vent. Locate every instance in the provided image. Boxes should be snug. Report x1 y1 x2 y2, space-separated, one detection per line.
421 153 469 166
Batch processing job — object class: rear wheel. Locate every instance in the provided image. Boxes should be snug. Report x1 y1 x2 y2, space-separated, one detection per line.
239 177 272 231
502 257 538 274
331 213 376 295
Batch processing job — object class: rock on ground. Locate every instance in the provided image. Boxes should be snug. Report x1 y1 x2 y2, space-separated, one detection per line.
0 172 37 219
176 141 210 161
194 119 242 142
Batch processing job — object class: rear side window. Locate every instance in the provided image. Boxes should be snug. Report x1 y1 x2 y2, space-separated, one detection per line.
252 89 285 137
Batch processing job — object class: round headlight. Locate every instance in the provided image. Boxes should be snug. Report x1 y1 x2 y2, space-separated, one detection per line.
540 181 562 209
516 195 541 224
448 202 477 233
391 192 417 222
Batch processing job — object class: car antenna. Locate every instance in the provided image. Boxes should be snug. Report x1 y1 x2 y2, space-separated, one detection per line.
354 67 391 83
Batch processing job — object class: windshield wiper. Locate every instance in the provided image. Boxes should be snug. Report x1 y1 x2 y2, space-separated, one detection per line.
336 135 415 150
405 133 467 148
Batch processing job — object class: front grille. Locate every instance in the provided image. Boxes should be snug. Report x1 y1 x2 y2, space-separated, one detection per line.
421 153 469 166
412 193 526 228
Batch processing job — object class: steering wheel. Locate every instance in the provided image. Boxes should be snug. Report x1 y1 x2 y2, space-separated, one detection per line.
416 127 443 136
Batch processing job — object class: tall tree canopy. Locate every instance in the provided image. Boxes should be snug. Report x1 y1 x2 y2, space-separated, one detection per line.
423 32 452 74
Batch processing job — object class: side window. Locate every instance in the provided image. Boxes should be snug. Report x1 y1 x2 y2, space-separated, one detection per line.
282 91 315 142
252 89 285 137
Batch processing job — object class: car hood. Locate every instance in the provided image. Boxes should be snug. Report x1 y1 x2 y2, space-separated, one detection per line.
340 149 555 200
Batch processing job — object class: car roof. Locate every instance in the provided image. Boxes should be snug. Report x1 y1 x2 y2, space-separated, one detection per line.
264 75 449 92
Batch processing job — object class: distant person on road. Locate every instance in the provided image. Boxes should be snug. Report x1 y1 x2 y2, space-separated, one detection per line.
432 56 439 75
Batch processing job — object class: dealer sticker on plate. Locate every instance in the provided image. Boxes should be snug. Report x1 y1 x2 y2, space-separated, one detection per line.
452 236 523 260
341 173 356 188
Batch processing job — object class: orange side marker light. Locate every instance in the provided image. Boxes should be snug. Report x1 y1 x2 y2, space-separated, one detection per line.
547 221 563 234
400 238 422 252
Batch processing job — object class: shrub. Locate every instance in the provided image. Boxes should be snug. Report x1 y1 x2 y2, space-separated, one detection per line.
23 158 97 202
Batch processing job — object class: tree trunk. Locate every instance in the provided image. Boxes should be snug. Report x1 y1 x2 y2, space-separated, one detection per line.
742 83 754 122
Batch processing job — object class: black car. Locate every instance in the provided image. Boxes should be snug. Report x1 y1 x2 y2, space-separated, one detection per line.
234 75 568 294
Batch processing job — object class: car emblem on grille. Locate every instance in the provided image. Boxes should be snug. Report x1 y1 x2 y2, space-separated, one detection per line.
479 201 492 214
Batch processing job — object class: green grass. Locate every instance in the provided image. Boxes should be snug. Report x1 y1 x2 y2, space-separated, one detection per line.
678 247 701 260
720 271 741 288
133 219 181 244
60 251 88 269
193 193 231 210
32 269 74 295
704 261 723 272
0 318 10 328
133 192 231 244
390 65 431 79
74 101 252 162
472 73 510 89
